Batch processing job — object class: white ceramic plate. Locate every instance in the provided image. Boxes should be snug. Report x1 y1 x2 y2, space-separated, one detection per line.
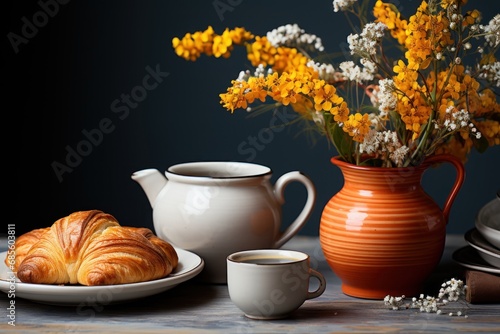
475 197 500 249
464 228 500 268
452 246 500 275
0 248 204 306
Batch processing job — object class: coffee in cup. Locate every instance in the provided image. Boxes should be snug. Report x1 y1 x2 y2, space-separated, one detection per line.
227 249 326 320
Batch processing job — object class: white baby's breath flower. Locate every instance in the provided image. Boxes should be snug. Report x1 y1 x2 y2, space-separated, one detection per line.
236 65 272 82
254 64 273 77
479 62 500 87
236 70 251 82
339 60 376 82
332 0 357 12
383 294 407 310
360 58 377 80
359 129 380 154
385 278 467 316
359 129 407 166
483 13 500 48
435 107 481 142
307 60 338 82
389 145 409 167
339 61 359 81
267 23 324 52
348 22 387 58
377 78 397 113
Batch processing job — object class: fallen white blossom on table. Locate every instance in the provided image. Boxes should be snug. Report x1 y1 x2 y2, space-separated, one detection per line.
384 278 468 317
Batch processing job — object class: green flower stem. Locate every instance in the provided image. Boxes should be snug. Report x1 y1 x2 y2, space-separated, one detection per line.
407 109 435 166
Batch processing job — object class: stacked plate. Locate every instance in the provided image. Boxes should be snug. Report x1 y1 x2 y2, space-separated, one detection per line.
453 191 500 274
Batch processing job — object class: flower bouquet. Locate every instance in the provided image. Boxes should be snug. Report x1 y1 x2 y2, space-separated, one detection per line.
172 0 499 168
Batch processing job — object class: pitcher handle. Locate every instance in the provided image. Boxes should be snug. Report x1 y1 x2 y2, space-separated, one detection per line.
424 154 465 224
272 171 316 248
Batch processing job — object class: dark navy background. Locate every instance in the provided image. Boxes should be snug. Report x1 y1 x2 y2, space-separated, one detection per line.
5 0 499 237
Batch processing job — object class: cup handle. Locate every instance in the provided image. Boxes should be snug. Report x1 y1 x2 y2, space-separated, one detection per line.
272 171 316 248
306 268 326 300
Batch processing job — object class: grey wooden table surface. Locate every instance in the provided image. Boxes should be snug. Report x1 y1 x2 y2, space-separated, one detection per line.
0 234 499 333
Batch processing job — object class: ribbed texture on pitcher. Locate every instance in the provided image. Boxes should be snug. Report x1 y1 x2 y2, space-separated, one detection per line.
319 156 451 299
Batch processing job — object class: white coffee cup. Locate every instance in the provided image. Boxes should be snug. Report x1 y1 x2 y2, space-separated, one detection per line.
227 249 326 320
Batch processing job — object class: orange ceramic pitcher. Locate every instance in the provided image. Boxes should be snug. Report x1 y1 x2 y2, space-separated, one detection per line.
319 154 465 299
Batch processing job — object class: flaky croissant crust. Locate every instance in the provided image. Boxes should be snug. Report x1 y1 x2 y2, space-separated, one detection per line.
7 210 178 286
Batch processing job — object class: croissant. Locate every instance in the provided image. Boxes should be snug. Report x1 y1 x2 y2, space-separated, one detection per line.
9 227 50 272
8 210 178 286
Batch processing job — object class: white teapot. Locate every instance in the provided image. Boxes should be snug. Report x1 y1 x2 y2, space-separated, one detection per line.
132 161 316 283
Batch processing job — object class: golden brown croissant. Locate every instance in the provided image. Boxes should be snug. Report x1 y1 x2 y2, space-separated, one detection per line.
10 210 178 286
6 227 50 272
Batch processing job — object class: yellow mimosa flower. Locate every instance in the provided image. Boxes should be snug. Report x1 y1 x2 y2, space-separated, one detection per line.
174 0 500 167
212 29 232 58
247 36 276 67
330 101 350 123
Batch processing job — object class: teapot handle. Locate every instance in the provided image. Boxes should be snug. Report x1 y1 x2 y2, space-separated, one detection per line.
424 154 465 224
272 171 316 248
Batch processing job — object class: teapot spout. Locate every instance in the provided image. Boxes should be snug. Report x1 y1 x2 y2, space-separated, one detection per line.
131 169 168 208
